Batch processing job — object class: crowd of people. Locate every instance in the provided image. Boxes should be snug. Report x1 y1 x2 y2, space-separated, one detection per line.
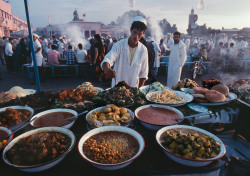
0 19 249 87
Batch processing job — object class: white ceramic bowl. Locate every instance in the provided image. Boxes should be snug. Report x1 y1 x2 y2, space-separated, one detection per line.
134 104 184 131
86 106 135 130
156 125 226 167
78 126 145 170
30 108 78 129
0 126 13 150
146 90 194 107
0 106 34 131
2 127 75 172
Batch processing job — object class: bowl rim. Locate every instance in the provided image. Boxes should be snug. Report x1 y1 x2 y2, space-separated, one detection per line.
156 125 226 162
0 106 34 130
85 106 135 128
146 90 194 106
2 127 76 168
30 108 78 128
0 126 14 149
78 126 145 167
134 104 184 126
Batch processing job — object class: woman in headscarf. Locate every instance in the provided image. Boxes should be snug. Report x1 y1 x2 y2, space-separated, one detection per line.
14 38 27 71
93 34 105 82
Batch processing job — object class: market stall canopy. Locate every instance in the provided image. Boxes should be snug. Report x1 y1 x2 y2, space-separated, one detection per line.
10 30 29 38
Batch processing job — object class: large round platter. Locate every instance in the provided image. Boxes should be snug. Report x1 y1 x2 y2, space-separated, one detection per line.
198 92 237 106
139 85 171 94
0 106 34 131
146 90 193 107
78 126 145 170
86 106 135 130
30 108 78 129
2 127 75 172
7 89 36 96
156 125 226 167
134 104 184 131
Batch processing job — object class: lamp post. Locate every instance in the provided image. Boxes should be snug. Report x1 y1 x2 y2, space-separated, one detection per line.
23 0 41 92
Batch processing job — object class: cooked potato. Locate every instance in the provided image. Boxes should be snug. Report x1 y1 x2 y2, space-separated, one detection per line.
120 108 127 114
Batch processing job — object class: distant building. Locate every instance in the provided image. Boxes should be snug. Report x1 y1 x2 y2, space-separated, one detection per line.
36 9 129 39
0 0 28 37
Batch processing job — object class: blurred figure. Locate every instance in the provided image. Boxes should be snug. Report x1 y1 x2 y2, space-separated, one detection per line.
185 36 191 54
190 43 199 61
14 38 28 71
65 45 76 65
150 38 161 76
198 44 207 60
76 43 87 63
226 43 238 72
167 32 187 88
5 38 14 73
94 34 105 82
164 33 174 50
107 37 118 53
159 39 167 56
47 44 61 66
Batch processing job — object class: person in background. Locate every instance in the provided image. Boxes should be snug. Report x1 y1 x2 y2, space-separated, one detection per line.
65 45 76 65
140 37 157 84
107 37 118 53
164 33 174 51
45 43 52 57
58 37 65 57
101 16 148 88
47 44 61 66
76 43 87 63
150 38 161 76
190 43 199 61
227 43 238 71
159 39 167 56
31 33 45 84
14 38 27 71
52 35 58 46
198 44 208 60
167 31 187 88
5 38 14 73
185 36 191 54
94 34 105 82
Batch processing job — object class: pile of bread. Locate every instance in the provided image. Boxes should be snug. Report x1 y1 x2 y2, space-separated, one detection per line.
192 84 229 103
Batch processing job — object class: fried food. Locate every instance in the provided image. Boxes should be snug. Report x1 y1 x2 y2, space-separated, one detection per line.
149 89 185 104
211 84 229 96
205 90 226 103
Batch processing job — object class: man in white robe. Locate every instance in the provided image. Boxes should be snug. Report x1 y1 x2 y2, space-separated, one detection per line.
101 16 148 88
167 32 187 88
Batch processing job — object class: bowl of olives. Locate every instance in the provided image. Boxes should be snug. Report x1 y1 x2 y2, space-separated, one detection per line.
156 125 226 167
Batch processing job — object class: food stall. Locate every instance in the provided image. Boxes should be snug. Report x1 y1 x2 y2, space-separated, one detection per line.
0 80 249 176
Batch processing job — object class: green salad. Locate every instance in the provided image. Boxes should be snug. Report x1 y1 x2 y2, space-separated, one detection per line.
144 82 166 94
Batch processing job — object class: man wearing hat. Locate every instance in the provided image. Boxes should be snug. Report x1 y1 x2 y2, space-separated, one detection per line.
167 31 187 88
31 33 43 67
101 16 148 88
164 33 174 51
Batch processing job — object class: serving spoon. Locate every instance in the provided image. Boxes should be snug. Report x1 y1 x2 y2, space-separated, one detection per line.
0 116 38 140
176 111 212 121
64 110 88 121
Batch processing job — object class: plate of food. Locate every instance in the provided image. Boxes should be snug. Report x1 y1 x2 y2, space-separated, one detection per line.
173 78 198 90
192 85 237 106
8 86 36 97
146 89 193 107
86 104 134 129
156 125 226 167
0 106 34 131
93 86 146 106
77 82 103 95
139 82 169 94
2 127 75 172
135 104 184 130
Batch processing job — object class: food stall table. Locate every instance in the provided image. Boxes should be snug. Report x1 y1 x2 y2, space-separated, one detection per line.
1 100 249 176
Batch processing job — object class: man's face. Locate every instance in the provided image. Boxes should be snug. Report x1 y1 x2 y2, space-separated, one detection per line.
33 36 38 41
9 39 14 44
130 28 144 44
173 34 181 44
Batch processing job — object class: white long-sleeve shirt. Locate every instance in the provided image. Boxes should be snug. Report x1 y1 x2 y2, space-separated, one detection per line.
101 38 148 88
5 42 13 56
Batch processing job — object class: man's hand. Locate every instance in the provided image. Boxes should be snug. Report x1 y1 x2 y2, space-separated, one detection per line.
102 62 116 79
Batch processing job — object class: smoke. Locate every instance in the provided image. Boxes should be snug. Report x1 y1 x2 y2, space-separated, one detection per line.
58 25 90 50
217 72 250 85
129 0 136 8
148 18 163 43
